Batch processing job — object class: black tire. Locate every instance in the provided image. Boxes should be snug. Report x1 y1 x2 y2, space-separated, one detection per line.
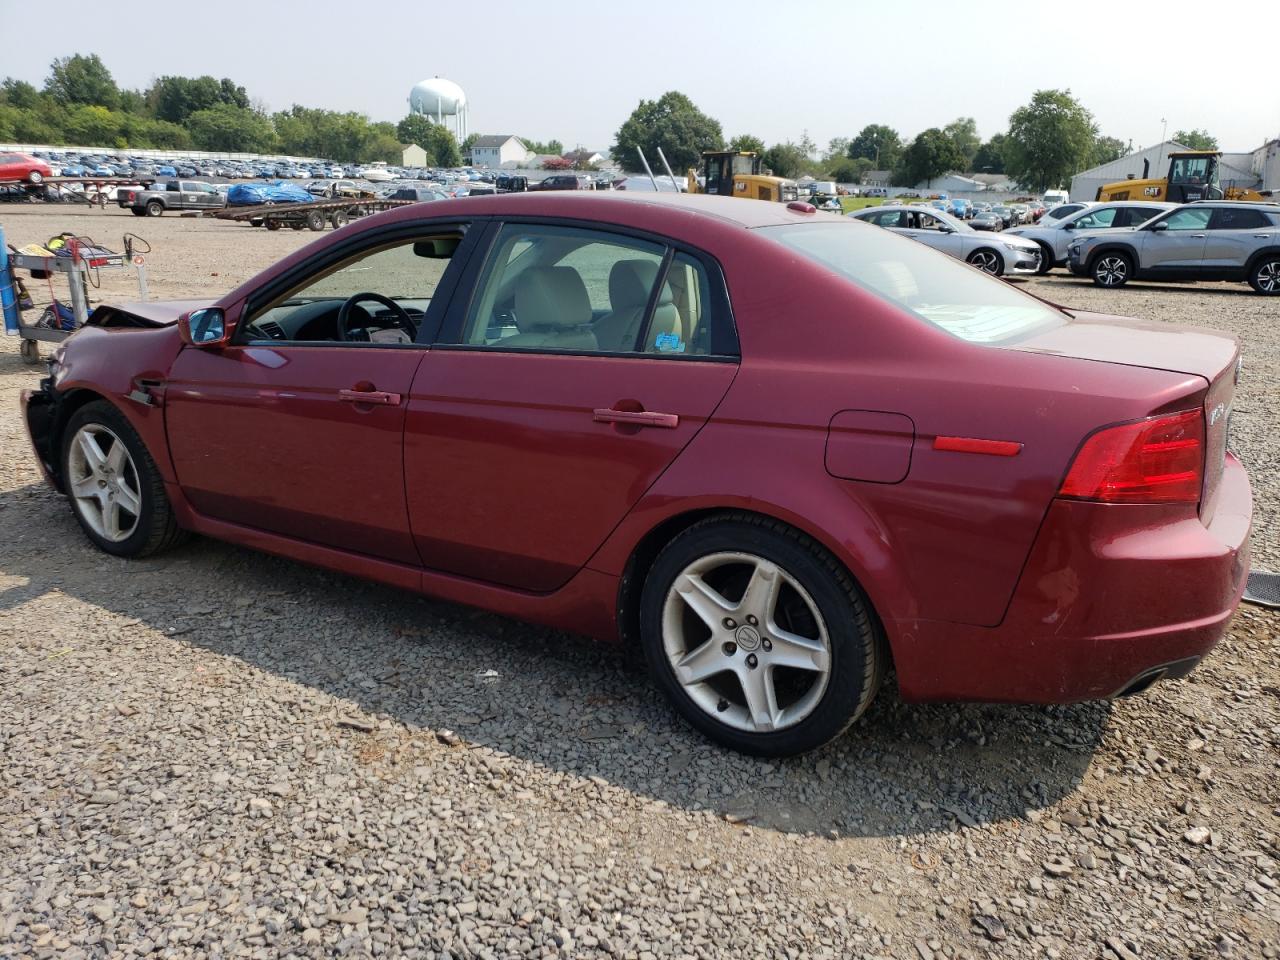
145 200 164 217
60 401 188 558
1090 251 1133 288
29 170 44 185
639 514 885 756
306 210 326 231
1248 255 1280 295
1034 241 1054 275
265 219 282 231
19 339 40 364
130 207 146 217
329 210 348 228
289 222 304 231
966 248 1003 276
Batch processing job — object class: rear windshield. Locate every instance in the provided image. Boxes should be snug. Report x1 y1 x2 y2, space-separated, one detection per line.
758 221 1065 344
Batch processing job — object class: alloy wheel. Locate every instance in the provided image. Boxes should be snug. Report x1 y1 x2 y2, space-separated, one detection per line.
1095 255 1129 286
1257 260 1280 293
970 250 1000 274
661 552 832 733
66 424 142 543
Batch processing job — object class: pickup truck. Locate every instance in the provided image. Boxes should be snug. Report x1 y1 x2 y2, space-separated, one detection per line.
118 181 226 217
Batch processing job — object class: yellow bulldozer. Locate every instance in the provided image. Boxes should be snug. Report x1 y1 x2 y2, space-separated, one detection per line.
1096 150 1272 203
686 151 800 203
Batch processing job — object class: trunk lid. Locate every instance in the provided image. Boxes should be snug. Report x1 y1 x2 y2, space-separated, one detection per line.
1011 310 1239 522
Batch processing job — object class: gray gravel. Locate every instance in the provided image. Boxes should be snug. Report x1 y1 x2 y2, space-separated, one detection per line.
1 206 1277 959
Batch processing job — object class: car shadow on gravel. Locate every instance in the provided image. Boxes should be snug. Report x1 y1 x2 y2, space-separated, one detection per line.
0 481 1109 840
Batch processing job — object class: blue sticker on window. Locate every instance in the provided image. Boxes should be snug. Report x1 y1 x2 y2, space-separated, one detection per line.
654 332 684 352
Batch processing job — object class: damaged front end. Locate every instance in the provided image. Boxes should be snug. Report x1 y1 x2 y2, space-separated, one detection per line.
20 368 65 492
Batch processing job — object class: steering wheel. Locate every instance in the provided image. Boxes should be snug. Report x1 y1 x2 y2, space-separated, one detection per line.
336 292 416 342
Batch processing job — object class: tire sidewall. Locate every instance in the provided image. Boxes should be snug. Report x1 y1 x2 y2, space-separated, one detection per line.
61 403 161 558
639 519 876 756
1249 256 1280 295
968 248 1003 276
146 200 163 216
1091 251 1131 287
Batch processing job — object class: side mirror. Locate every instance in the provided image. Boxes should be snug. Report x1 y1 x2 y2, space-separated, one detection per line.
1149 221 1169 232
178 307 230 347
1062 221 1076 230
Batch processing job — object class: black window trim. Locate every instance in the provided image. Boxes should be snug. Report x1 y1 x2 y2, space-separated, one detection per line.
431 215 741 362
234 218 482 349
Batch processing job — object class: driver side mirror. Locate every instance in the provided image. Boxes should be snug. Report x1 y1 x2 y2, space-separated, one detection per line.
178 307 231 348
1149 221 1169 232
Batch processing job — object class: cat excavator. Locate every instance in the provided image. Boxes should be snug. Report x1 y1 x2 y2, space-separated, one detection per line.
1096 150 1272 203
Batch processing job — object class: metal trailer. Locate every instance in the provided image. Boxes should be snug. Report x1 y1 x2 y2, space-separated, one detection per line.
0 175 157 207
212 198 415 231
1 227 148 364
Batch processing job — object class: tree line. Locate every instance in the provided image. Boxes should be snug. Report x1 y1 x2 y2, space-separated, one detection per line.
610 90 1219 191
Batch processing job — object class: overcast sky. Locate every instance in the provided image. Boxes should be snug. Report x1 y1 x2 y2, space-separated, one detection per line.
3 0 1277 154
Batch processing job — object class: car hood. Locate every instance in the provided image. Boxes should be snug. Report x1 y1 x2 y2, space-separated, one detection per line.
89 299 212 327
994 233 1040 251
1011 310 1237 382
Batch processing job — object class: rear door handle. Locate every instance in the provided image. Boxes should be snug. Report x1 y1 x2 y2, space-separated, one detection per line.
593 408 679 429
339 388 401 406
1189 234 1206 238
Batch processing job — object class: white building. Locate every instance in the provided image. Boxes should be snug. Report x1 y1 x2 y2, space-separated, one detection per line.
470 135 530 169
401 143 429 167
1069 140 1262 202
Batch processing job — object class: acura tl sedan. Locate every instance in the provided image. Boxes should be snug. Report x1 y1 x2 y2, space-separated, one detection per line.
848 204 1042 275
22 193 1252 756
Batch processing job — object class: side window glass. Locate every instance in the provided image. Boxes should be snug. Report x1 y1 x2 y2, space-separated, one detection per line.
1076 207 1118 229
1162 208 1213 231
642 252 713 358
1210 208 1266 230
460 225 665 353
1124 207 1162 227
244 234 461 344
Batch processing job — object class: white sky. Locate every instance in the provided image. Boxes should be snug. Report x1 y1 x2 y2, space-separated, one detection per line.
2 0 1277 154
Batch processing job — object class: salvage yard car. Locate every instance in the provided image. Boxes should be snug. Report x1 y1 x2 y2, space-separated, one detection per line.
1067 201 1280 294
848 204 1042 275
22 193 1252 756
117 180 227 217
1004 200 1174 274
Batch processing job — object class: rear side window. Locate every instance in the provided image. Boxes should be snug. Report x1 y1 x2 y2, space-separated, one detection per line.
1073 207 1118 229
1121 206 1164 227
1048 204 1083 219
760 221 1064 345
1209 207 1269 229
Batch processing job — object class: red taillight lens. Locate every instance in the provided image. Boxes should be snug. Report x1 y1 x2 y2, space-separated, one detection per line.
1059 409 1204 504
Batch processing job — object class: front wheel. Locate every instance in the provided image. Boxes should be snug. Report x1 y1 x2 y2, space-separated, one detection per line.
1035 241 1054 275
60 401 187 558
639 515 885 756
1091 252 1133 288
1248 256 1280 295
967 248 1003 276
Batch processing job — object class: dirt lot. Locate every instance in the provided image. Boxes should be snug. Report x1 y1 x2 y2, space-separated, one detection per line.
1 205 1277 960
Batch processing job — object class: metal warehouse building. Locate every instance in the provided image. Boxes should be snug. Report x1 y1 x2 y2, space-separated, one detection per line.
1071 138 1280 202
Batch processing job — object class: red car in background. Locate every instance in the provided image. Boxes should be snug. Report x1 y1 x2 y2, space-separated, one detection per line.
0 152 54 184
21 193 1252 756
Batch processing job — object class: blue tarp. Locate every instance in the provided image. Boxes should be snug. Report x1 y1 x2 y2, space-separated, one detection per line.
227 181 314 206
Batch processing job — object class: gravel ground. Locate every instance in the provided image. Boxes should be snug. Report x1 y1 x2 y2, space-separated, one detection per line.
1 206 1278 959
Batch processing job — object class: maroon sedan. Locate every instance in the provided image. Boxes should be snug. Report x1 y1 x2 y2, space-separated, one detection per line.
21 193 1252 756
0 151 54 184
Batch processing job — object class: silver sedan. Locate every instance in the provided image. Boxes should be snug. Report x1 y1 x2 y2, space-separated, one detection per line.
848 204 1042 275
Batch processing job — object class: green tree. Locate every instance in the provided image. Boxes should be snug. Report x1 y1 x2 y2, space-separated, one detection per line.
611 91 724 172
828 156 872 183
149 75 245 124
1 78 41 109
972 134 1007 173
847 123 902 169
187 103 276 153
44 54 118 109
1172 128 1217 150
1090 135 1128 166
423 124 461 166
761 141 810 179
396 113 435 149
1004 89 1099 191
943 117 980 169
893 128 965 188
728 133 766 155
461 132 479 157
218 78 249 110
61 104 123 145
523 138 564 156
825 136 850 162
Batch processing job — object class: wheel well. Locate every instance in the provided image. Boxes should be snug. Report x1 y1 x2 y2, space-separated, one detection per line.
45 388 111 488
1086 245 1135 271
1244 247 1280 274
614 507 890 671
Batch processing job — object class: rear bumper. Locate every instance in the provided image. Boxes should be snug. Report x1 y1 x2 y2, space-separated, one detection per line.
891 452 1252 703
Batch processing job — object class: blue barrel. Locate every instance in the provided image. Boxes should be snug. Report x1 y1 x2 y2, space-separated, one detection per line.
0 224 19 335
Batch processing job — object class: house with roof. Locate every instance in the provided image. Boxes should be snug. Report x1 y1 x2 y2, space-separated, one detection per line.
469 135 530 169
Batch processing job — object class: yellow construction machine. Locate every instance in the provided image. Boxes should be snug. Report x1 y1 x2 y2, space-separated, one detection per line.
1096 150 1271 203
686 151 800 203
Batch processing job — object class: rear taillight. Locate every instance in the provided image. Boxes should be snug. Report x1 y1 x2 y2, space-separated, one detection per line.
1059 409 1204 504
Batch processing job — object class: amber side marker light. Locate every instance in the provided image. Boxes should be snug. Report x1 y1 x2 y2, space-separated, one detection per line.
933 436 1023 457
1058 409 1204 504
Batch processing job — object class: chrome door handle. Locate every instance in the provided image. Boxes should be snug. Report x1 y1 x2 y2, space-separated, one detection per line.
339 388 401 406
1190 233 1206 238
593 408 679 429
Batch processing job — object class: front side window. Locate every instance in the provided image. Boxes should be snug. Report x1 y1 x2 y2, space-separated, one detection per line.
761 221 1064 345
242 234 461 344
1158 208 1213 231
458 224 719 356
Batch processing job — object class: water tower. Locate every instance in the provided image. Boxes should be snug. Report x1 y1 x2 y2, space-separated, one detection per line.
409 77 468 141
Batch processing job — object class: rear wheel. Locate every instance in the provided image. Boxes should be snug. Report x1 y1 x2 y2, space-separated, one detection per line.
329 210 348 228
130 207 146 217
639 515 885 756
145 200 163 217
1091 251 1132 288
1248 256 1280 295
306 210 326 231
967 248 1003 276
265 218 282 231
60 401 187 558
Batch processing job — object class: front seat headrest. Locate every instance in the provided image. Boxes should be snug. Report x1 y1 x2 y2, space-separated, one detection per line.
514 267 591 331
